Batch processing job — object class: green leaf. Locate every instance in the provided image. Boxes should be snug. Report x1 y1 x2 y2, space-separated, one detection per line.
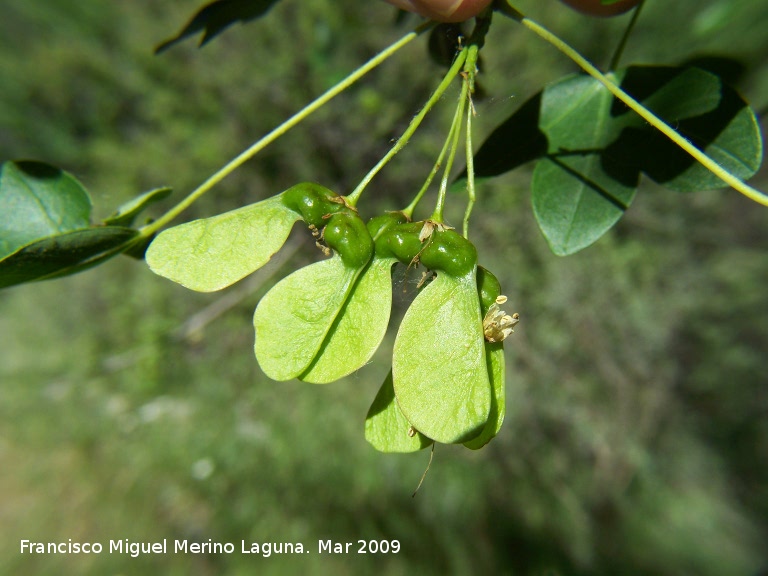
0 160 142 288
532 72 637 256
472 66 763 256
300 256 395 384
0 227 138 289
463 342 505 450
253 255 366 381
156 0 282 53
0 160 92 260
104 187 172 227
145 194 300 292
365 371 433 453
610 67 763 191
392 270 491 444
532 156 636 256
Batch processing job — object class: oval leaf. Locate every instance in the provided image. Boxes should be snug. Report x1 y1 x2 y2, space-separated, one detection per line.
146 194 300 292
532 156 636 256
253 255 364 381
532 72 637 256
0 160 92 260
392 270 491 444
300 256 396 384
365 371 433 453
0 227 138 289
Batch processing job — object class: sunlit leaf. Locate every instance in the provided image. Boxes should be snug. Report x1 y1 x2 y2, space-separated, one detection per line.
365 371 433 453
392 270 491 444
300 256 395 384
145 194 300 292
254 255 365 381
0 227 138 289
0 160 92 260
156 0 282 53
463 342 505 449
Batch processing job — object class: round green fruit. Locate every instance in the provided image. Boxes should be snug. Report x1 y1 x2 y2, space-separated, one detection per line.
418 228 477 277
323 212 374 268
281 182 343 228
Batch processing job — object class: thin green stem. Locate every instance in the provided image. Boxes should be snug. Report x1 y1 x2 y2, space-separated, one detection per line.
346 48 468 207
458 38 482 237
430 78 468 223
401 106 460 219
608 0 645 71
463 94 476 238
496 2 768 207
139 22 431 237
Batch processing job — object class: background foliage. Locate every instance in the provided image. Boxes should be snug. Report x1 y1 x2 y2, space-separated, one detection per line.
1 0 767 574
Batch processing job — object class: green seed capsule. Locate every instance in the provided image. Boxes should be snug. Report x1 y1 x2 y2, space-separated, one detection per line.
476 266 501 314
366 211 409 240
323 212 374 268
419 228 477 277
374 221 424 265
281 182 345 227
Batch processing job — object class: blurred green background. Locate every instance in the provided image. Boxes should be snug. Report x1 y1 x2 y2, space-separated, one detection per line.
1 0 767 574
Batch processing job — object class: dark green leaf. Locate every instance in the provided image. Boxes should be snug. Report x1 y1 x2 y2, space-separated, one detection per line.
0 160 92 260
156 0 282 53
471 65 762 255
609 67 763 191
532 72 638 256
0 227 138 289
104 187 172 227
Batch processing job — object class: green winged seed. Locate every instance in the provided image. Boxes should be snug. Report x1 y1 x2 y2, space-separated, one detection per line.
365 371 433 453
301 212 409 383
392 269 491 444
301 255 394 384
146 194 300 292
254 254 366 381
464 265 507 449
464 342 505 449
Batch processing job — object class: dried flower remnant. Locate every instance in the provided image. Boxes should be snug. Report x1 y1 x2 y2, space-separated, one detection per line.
483 295 519 343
